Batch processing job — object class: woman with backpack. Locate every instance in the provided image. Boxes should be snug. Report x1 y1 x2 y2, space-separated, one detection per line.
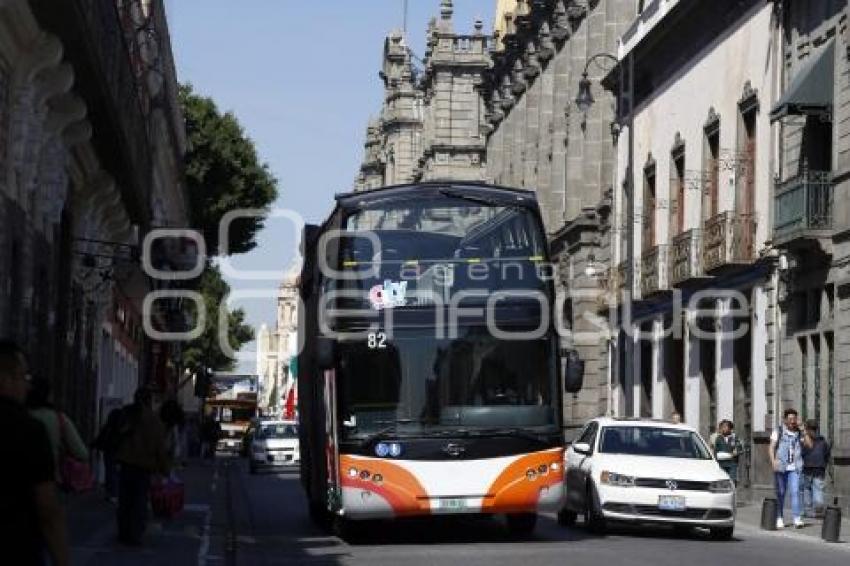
27 376 90 491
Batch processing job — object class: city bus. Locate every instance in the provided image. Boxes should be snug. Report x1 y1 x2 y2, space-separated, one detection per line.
297 182 583 536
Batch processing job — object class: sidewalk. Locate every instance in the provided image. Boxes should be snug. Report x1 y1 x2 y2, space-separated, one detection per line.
67 459 227 566
736 502 850 545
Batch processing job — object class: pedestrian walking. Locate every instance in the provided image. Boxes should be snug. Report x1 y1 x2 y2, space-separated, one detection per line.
713 420 742 485
801 419 831 519
769 408 804 529
93 407 127 503
0 340 69 566
115 387 170 546
27 376 90 488
160 399 186 467
201 414 222 459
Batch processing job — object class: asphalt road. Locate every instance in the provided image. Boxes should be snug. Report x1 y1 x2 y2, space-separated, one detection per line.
221 455 850 566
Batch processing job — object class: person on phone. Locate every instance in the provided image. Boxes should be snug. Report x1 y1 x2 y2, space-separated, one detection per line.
769 408 804 529
713 420 742 485
801 419 831 519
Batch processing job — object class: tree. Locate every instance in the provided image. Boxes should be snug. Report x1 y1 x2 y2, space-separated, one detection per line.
181 264 254 374
180 83 278 256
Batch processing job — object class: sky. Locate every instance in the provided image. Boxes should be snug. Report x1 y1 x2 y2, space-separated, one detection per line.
167 0 494 371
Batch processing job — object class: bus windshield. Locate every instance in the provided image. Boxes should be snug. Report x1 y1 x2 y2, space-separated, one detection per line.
337 197 549 308
337 326 558 439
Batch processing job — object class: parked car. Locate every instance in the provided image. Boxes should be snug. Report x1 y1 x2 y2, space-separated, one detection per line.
249 420 300 474
558 417 735 540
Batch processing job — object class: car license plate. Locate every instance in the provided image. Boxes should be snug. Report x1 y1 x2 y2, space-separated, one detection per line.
436 498 467 512
658 495 686 511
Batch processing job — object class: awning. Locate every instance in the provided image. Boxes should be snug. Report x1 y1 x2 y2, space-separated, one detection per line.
770 41 834 122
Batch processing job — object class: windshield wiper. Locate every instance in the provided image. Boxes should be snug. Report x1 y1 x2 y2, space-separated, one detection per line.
356 418 419 448
461 427 551 443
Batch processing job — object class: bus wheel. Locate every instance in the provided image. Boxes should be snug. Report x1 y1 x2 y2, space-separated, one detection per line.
506 513 537 536
557 508 578 527
333 516 366 543
309 501 332 531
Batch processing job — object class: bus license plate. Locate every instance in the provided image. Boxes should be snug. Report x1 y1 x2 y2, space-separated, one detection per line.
437 498 467 512
658 495 686 511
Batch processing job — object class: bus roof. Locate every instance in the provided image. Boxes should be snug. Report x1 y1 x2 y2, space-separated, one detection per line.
333 181 539 211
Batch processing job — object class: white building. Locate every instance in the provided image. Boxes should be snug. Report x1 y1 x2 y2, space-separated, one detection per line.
256 266 300 416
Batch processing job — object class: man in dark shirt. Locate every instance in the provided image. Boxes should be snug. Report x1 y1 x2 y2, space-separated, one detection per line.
802 419 831 518
0 340 69 566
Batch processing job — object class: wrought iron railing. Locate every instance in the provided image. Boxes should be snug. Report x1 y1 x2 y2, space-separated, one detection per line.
641 245 669 296
702 212 757 272
670 229 702 285
774 170 834 242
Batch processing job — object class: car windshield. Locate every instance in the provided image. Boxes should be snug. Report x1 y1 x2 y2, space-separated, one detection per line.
257 424 298 440
598 426 712 459
337 326 558 440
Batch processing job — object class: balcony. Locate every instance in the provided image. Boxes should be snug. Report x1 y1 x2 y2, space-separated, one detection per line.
773 170 834 246
702 212 757 273
670 229 703 286
640 245 670 297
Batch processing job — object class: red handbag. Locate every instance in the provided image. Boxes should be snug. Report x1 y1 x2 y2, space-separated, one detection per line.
150 475 185 518
57 412 95 493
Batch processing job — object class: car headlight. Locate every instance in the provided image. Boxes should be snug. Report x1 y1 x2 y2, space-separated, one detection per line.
600 471 635 487
709 479 734 493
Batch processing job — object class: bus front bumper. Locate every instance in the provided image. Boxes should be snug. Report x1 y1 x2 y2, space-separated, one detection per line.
338 450 565 520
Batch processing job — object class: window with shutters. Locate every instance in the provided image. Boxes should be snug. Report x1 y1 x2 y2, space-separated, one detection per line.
670 147 685 238
702 110 720 222
642 157 657 251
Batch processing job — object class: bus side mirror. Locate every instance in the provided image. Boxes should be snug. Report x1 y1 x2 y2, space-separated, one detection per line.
562 348 584 394
317 337 336 370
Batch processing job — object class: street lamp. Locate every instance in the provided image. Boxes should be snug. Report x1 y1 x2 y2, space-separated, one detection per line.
575 50 636 416
575 73 594 114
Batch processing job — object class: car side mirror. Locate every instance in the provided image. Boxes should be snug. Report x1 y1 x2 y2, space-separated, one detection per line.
562 348 585 394
573 442 591 455
316 337 336 370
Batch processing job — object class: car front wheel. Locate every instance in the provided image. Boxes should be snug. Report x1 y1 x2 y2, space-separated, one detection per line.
584 484 606 534
709 526 734 541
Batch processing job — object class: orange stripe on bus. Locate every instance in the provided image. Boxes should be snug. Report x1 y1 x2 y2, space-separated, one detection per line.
481 449 564 514
339 455 431 516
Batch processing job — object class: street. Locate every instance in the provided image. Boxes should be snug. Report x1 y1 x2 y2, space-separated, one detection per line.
213 456 850 566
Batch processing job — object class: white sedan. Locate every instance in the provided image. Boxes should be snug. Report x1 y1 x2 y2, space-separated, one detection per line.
249 421 300 474
558 418 735 540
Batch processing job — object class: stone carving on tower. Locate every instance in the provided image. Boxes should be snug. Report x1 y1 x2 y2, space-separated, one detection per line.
354 0 490 191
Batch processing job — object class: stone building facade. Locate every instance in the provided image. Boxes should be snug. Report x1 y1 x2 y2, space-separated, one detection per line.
481 0 638 432
354 0 490 190
771 0 850 504
0 0 188 440
600 0 850 504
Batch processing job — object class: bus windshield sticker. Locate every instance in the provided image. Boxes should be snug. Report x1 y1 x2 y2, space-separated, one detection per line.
369 280 408 310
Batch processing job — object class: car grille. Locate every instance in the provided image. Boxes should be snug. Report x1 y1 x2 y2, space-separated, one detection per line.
603 503 732 520
634 478 712 491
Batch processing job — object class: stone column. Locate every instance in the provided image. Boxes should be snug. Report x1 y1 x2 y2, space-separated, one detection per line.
684 309 702 427
751 284 768 432
716 296 734 422
651 316 665 419
631 322 641 417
